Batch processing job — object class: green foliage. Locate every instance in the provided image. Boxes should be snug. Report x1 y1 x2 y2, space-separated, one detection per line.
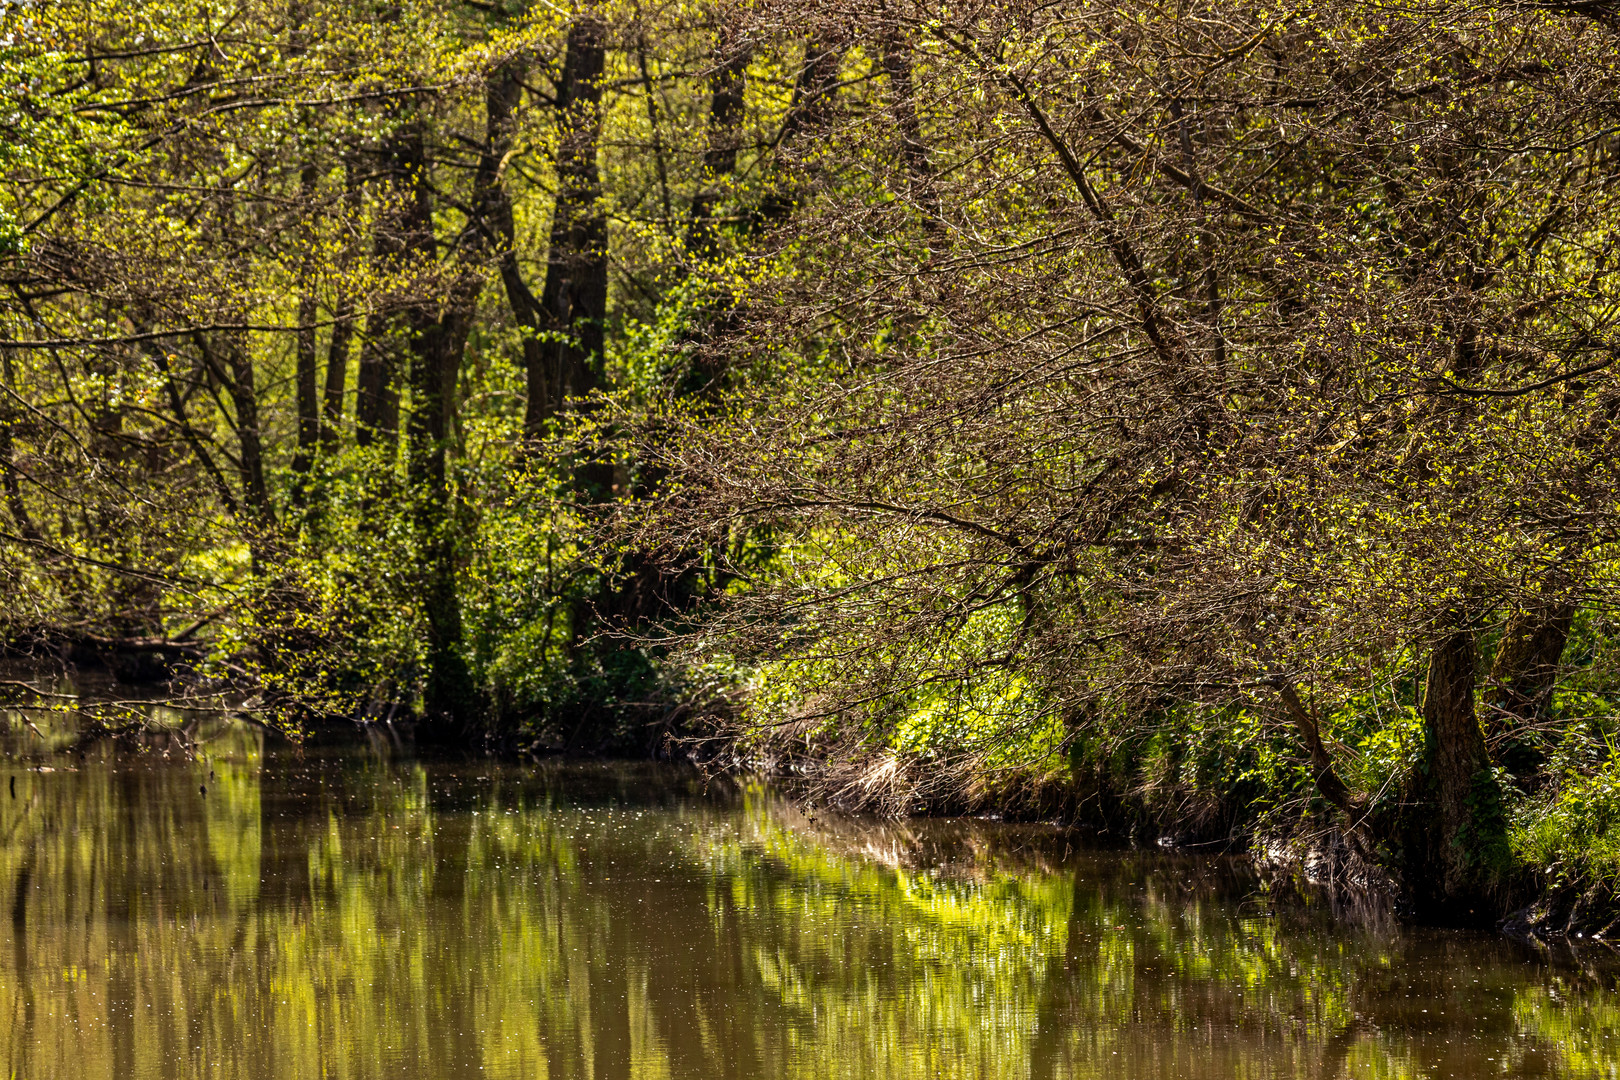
9 0 1620 923
1511 728 1620 889
221 452 431 720
0 1 136 253
1344 704 1426 808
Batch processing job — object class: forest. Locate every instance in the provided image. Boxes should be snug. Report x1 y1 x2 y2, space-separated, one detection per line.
5 0 1620 926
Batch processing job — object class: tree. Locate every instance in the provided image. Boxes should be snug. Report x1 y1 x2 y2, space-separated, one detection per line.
631 0 1620 909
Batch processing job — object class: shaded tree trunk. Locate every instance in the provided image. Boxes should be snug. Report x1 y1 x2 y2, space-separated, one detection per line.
0 413 35 541
196 330 272 530
595 33 756 645
1483 601 1574 782
879 30 942 233
406 307 475 723
321 304 353 453
135 333 238 520
147 327 272 590
598 34 850 645
0 344 39 541
1277 680 1359 823
391 114 477 725
291 163 320 482
526 17 609 443
685 32 749 261
321 162 360 453
225 343 270 526
1486 602 1573 729
754 37 844 227
356 131 424 452
293 291 319 470
1417 630 1509 910
354 321 397 450
483 58 546 435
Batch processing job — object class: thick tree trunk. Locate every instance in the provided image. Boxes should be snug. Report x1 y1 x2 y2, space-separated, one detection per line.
406 311 474 723
1418 631 1509 908
293 292 319 474
211 332 271 527
386 115 476 725
685 33 748 261
321 306 352 452
320 163 359 453
354 322 397 449
292 164 320 480
880 31 942 233
526 17 608 442
1486 603 1573 728
405 50 550 725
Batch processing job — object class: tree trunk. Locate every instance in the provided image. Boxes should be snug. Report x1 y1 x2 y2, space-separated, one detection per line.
879 30 943 234
1418 631 1509 908
754 38 844 228
0 411 35 540
1276 680 1359 823
1486 602 1573 728
386 114 476 725
406 311 474 723
184 330 274 576
321 163 360 453
208 332 271 527
1483 601 1573 782
598 34 848 643
293 294 319 472
356 129 425 452
481 60 549 435
292 164 320 480
526 16 609 442
0 343 39 541
354 322 397 449
321 305 352 452
685 33 748 261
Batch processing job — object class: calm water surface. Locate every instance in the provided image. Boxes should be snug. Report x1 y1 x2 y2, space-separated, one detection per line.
0 722 1616 1079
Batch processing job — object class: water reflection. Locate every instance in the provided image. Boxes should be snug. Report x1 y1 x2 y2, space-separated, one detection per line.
0 721 1614 1079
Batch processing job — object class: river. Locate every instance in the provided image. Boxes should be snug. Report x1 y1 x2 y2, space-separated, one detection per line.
0 719 1614 1079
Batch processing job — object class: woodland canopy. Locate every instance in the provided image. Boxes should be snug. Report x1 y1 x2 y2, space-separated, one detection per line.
6 0 1620 919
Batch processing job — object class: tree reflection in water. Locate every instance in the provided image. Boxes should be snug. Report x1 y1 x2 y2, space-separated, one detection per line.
0 721 1609 1079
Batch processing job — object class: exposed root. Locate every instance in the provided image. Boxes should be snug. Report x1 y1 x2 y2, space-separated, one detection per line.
1504 880 1620 941
1253 818 1401 924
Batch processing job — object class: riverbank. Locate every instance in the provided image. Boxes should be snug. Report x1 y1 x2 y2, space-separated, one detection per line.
712 710 1620 939
3 652 1615 940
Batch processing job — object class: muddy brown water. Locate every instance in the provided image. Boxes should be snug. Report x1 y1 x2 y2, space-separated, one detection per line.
0 719 1615 1079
